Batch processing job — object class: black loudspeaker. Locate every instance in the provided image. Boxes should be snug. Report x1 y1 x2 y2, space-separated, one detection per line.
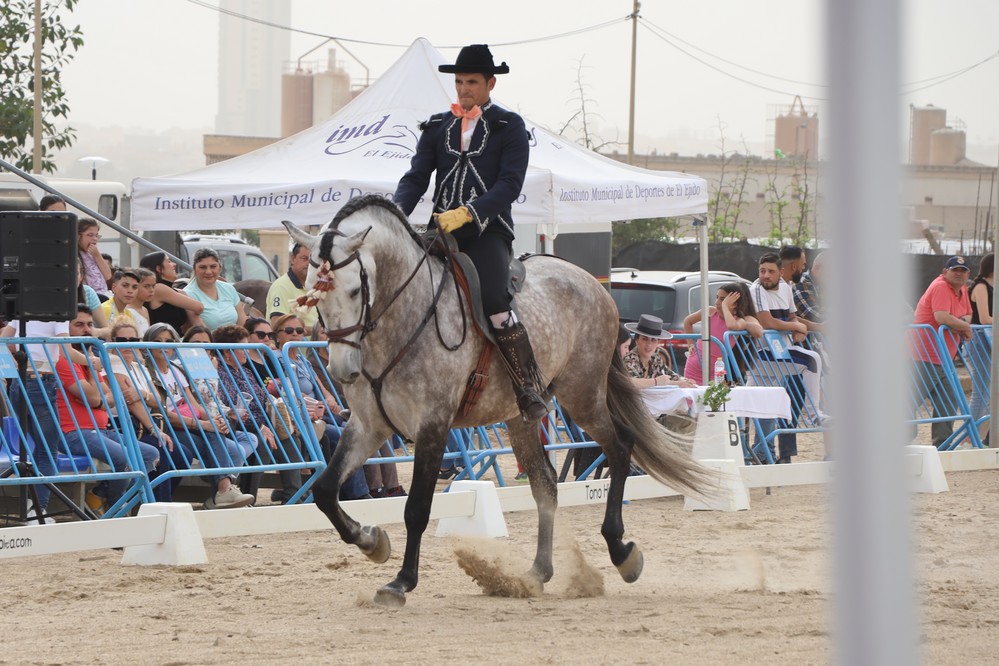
0 211 79 322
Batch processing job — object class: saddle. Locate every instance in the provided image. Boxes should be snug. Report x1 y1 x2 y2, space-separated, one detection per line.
428 232 528 415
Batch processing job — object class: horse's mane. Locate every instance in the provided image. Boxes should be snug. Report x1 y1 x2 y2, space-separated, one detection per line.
320 194 424 262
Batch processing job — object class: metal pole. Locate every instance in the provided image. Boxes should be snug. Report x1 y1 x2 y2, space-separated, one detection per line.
694 217 710 383
626 0 640 165
991 160 998 447
0 157 191 272
31 0 42 173
828 1 919 664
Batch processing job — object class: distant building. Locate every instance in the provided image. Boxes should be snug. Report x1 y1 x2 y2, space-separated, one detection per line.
214 0 290 138
610 152 996 248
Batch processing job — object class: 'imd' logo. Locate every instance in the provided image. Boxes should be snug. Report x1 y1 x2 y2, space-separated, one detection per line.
324 114 416 158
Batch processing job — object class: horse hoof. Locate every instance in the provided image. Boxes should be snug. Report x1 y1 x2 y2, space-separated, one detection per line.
374 585 407 608
616 542 644 583
359 525 391 564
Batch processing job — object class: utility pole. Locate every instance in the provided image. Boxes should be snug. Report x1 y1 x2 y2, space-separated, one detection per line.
627 0 640 165
32 0 43 173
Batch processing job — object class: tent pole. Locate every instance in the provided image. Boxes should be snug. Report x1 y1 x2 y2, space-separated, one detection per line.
695 216 710 383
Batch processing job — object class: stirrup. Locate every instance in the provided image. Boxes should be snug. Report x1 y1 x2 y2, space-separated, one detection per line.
518 390 549 421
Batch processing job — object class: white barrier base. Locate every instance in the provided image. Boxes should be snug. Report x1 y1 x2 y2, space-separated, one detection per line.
691 412 744 464
435 480 508 538
905 444 949 494
121 503 207 566
684 459 750 512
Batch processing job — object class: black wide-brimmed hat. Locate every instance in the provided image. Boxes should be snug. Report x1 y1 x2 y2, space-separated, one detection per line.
623 314 673 340
439 44 509 76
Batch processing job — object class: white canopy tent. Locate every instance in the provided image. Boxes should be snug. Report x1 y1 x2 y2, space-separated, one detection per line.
131 38 707 232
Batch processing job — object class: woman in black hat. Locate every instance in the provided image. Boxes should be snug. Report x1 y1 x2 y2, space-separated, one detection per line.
622 314 696 389
394 44 547 420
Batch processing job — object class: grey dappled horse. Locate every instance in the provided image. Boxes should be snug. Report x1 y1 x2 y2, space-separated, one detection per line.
283 195 708 607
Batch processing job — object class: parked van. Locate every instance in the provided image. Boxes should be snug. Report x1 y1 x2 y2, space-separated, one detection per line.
179 234 278 282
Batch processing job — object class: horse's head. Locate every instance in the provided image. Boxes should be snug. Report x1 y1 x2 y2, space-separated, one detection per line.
283 218 372 384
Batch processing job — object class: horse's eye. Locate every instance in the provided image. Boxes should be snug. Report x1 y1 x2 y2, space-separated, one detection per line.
349 287 361 299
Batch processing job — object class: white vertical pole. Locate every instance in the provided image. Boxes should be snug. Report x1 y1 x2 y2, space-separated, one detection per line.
828 1 919 664
696 217 710 383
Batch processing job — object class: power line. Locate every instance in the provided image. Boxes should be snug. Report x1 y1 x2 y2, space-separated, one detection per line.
639 20 829 101
641 16 826 89
640 18 999 101
185 0 628 49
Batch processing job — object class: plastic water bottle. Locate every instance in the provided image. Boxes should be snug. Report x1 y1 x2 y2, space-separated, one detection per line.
713 358 726 383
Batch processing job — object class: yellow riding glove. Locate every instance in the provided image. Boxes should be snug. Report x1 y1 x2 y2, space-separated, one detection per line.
434 206 472 233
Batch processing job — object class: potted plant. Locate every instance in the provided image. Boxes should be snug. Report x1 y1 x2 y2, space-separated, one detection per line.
698 380 732 412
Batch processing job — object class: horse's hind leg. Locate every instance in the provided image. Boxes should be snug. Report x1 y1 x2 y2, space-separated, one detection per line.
572 408 644 583
374 423 448 608
507 418 557 584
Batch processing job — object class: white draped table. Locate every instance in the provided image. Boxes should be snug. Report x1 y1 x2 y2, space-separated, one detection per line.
641 386 792 420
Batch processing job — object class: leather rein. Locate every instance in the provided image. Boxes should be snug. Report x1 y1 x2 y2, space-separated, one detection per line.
309 229 468 436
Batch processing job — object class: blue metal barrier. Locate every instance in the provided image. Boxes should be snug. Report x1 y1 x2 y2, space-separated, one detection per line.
911 325 981 450
1 337 153 519
107 341 323 506
723 330 828 463
954 324 991 440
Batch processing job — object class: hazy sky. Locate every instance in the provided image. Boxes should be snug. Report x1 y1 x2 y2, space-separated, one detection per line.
56 0 999 175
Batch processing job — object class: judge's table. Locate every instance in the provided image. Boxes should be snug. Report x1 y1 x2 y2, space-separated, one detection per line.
641 386 792 463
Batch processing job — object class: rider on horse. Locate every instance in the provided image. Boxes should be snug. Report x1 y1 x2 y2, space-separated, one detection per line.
393 44 547 421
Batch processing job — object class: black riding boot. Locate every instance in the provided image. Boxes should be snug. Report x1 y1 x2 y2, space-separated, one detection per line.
493 322 549 421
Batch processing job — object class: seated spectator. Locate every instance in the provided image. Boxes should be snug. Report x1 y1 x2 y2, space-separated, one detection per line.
77 218 112 298
77 262 110 339
273 313 370 500
622 315 697 389
243 317 280 382
143 322 256 509
266 243 318 328
967 252 993 445
1 316 70 523
749 252 825 464
910 255 973 448
128 267 157 335
56 305 159 509
140 251 206 334
182 325 213 345
682 282 763 384
217 325 317 503
183 248 246 330
39 194 66 211
106 320 186 503
100 269 148 335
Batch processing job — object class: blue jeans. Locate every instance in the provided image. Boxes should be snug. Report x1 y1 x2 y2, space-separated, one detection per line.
9 375 62 509
967 330 991 427
174 428 256 488
63 428 159 504
440 430 465 471
320 422 369 500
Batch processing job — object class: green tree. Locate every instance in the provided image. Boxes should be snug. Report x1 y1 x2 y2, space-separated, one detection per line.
0 0 83 173
612 217 685 254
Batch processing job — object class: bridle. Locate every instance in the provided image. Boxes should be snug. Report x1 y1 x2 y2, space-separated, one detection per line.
305 228 467 436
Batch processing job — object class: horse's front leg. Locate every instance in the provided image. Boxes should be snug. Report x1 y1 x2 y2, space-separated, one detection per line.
313 424 389 562
374 423 448 608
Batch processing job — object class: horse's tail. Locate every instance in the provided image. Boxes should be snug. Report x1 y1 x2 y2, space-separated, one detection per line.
605 353 713 495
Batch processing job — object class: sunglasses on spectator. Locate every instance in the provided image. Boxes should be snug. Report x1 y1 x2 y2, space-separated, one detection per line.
251 330 276 340
113 337 141 343
280 327 305 335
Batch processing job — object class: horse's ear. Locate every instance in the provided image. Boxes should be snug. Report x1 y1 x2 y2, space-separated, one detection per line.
341 226 372 254
282 220 318 250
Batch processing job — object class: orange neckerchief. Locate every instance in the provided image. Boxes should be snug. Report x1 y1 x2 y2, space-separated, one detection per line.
450 103 482 135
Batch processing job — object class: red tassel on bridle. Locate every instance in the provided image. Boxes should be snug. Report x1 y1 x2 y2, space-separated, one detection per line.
295 260 335 310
